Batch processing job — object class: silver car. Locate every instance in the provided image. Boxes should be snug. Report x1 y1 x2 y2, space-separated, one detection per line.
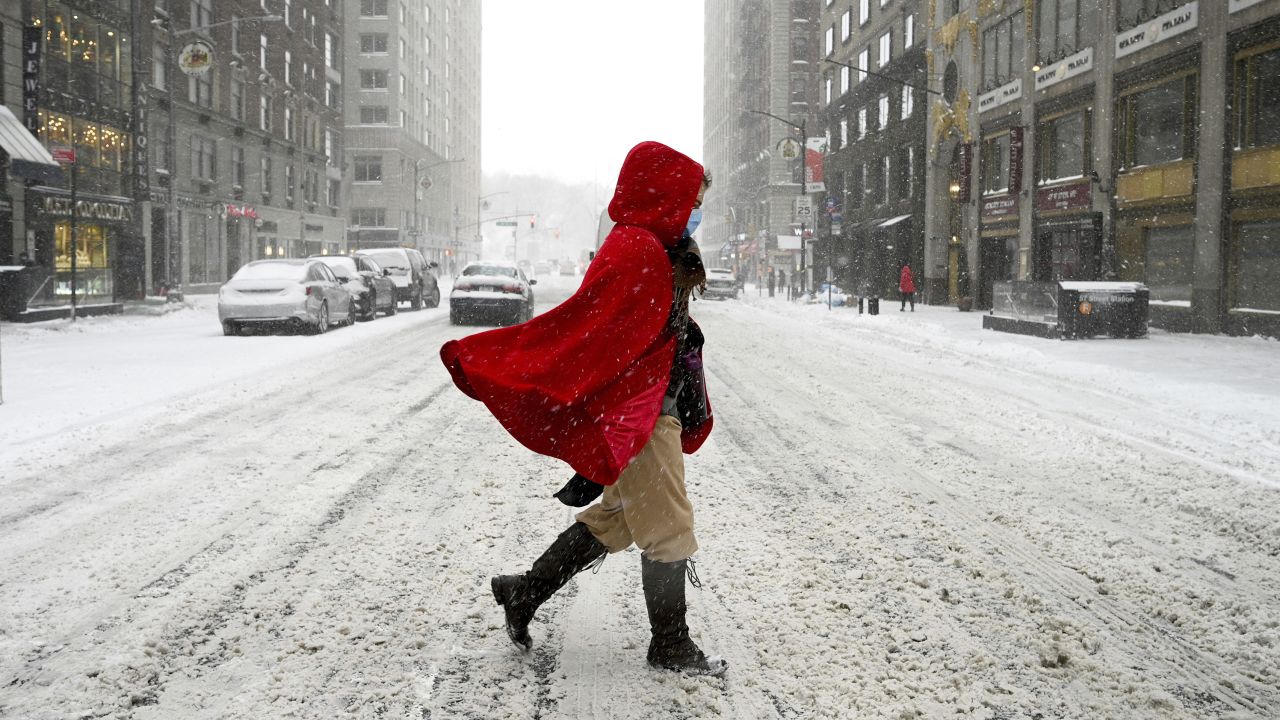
450 261 536 325
218 259 355 335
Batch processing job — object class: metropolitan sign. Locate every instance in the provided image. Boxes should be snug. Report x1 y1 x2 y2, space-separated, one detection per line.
178 41 214 76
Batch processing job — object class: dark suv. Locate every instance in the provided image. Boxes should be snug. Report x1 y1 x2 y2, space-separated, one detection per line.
355 248 441 310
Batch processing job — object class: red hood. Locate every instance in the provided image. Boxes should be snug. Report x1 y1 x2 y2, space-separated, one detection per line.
608 141 704 248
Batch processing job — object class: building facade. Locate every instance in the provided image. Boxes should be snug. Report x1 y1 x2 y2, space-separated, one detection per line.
142 0 349 295
821 0 927 298
12 0 151 308
703 0 821 290
343 0 480 274
924 0 1280 335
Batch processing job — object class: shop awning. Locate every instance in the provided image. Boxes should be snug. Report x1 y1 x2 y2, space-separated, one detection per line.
877 214 913 228
0 106 63 184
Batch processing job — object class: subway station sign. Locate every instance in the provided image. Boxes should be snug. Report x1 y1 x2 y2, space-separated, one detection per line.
1116 1 1198 59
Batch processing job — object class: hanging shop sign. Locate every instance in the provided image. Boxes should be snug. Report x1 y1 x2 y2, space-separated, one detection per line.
1116 1 1198 59
178 41 215 76
804 137 827 193
1035 47 1094 91
1009 127 1025 194
1230 0 1266 13
224 204 259 219
777 137 802 160
22 27 41 134
981 194 1018 220
132 88 150 200
41 195 134 222
1037 181 1093 213
978 79 1022 113
956 143 972 203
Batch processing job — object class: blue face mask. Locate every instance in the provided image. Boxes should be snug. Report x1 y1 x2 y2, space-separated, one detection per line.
685 208 703 237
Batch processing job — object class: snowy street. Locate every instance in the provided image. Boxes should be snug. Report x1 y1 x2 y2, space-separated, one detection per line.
1 279 1278 719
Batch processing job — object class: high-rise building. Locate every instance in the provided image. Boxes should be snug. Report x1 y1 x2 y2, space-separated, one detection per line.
343 0 480 273
923 0 1280 335
703 0 821 291
143 0 349 294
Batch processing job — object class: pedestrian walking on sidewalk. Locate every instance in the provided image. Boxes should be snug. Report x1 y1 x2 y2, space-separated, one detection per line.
767 268 776 297
900 263 917 312
440 141 725 676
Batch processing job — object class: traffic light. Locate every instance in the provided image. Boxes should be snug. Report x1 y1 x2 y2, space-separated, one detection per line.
530 215 536 229
554 229 560 239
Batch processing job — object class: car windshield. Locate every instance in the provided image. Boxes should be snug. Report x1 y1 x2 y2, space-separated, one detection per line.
360 251 409 270
318 257 358 277
463 264 517 277
233 262 308 281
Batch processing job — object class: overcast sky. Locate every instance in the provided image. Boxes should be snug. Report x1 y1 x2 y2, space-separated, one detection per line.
480 1 704 186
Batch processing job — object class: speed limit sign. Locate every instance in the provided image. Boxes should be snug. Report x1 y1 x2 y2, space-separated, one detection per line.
794 196 813 223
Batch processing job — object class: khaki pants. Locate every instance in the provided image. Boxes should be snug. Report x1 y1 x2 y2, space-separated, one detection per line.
576 415 698 563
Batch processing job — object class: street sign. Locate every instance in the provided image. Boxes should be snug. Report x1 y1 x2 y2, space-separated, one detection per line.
496 220 517 227
794 196 813 223
51 145 75 165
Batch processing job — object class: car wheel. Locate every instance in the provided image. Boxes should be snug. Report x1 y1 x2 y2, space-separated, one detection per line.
314 302 329 335
428 284 441 308
222 321 238 336
385 295 397 316
346 302 357 326
450 308 462 325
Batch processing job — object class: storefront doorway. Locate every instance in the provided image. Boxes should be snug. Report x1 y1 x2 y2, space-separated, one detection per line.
1035 215 1102 281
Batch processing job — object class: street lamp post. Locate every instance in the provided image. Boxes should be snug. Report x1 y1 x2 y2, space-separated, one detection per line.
745 109 808 297
154 12 282 297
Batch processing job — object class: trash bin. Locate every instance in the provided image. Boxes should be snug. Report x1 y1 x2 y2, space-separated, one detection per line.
1057 282 1149 339
857 296 865 314
868 297 880 315
0 266 29 321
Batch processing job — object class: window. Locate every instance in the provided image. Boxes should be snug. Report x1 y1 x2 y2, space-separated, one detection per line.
879 32 891 67
152 45 167 90
825 76 833 105
851 163 865 208
188 71 212 107
360 105 389 124
1235 45 1280 150
284 50 293 86
399 73 407 95
869 159 885 205
878 94 890 130
944 0 961 19
326 81 339 109
1118 0 1192 32
840 66 850 95
325 33 338 69
261 156 273 195
190 136 215 181
230 15 240 54
859 0 869 26
858 49 869 83
328 179 341 207
190 0 212 29
841 11 851 41
360 69 389 89
351 208 387 226
260 34 268 71
400 109 408 127
230 77 245 121
1038 110 1090 183
285 164 295 200
354 155 383 182
882 156 891 203
826 26 834 56
1143 226 1194 303
881 0 891 6
840 119 849 147
360 34 388 54
857 107 867 138
260 94 272 132
232 146 245 187
1037 0 1089 63
284 0 293 27
905 14 915 49
305 169 319 205
982 132 1012 194
400 38 407 59
400 2 407 23
1119 74 1196 169
901 85 914 119
1234 221 1280 311
325 130 336 165
284 107 294 141
906 147 916 197
360 0 388 17
982 11 1024 90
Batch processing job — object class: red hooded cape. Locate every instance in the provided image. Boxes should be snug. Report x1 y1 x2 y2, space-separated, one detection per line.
439 141 712 485
900 265 917 293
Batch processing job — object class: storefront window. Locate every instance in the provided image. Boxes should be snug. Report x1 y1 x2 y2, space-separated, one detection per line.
981 133 1011 195
55 222 110 270
1144 226 1193 303
1039 110 1089 183
982 11 1024 90
1234 221 1280 312
1235 45 1280 150
1120 75 1195 169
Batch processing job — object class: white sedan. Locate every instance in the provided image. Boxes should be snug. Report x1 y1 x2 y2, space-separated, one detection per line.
217 259 355 336
450 261 537 326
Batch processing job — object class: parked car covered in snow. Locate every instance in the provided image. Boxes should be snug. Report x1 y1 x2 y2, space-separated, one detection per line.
450 261 536 326
218 259 355 335
354 248 440 310
703 267 739 300
311 254 397 320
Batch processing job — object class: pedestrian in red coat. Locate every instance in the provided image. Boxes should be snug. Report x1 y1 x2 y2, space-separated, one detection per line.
440 141 725 675
900 263 917 312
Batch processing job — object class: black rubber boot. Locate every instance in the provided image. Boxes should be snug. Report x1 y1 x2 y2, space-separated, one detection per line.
491 522 607 651
641 555 728 676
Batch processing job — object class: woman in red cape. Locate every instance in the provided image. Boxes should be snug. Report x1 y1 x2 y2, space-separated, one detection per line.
439 141 725 676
